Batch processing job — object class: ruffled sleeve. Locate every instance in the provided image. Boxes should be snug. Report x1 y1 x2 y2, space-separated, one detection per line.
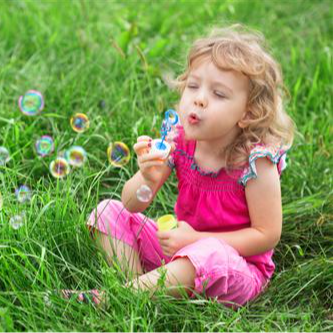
238 143 290 186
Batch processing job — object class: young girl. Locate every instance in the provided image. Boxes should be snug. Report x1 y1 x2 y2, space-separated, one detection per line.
63 23 295 309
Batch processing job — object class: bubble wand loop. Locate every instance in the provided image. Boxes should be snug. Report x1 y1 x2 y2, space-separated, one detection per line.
158 109 179 149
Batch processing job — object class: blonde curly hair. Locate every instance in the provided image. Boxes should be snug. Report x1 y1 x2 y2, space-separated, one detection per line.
165 23 295 171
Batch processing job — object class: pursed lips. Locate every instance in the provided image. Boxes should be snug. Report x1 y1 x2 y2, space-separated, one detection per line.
188 112 202 124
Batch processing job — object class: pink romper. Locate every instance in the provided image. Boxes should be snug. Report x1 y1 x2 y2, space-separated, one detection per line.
87 126 289 308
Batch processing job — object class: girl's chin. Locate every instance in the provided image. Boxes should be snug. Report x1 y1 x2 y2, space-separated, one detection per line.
183 130 201 141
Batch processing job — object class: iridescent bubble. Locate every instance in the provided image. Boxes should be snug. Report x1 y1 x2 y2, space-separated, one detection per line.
0 147 10 166
35 135 54 157
98 100 106 109
15 185 32 204
44 291 52 308
18 90 44 116
107 142 131 167
9 213 25 230
136 184 153 203
0 191 3 211
49 158 70 178
70 113 90 133
65 146 87 167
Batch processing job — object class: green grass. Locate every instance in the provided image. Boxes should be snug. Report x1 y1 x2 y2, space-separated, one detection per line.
0 0 332 331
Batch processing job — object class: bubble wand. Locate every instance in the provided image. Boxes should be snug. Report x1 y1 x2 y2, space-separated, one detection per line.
150 108 179 159
158 109 179 149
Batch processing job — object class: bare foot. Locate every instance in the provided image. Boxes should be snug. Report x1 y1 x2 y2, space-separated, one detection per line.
60 289 106 307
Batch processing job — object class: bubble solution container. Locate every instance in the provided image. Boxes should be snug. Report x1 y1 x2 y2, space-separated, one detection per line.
157 214 178 231
150 139 172 160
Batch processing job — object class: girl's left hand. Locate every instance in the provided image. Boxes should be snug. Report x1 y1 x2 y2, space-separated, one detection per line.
156 221 199 257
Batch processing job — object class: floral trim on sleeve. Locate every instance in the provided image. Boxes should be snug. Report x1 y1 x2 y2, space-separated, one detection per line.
238 143 291 186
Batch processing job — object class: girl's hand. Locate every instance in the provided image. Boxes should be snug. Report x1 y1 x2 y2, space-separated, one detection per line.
133 135 174 185
156 221 199 257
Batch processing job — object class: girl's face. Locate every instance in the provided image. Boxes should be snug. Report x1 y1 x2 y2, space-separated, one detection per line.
178 57 250 148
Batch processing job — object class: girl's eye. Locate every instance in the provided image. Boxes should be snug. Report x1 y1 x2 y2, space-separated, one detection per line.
187 85 226 99
214 92 226 99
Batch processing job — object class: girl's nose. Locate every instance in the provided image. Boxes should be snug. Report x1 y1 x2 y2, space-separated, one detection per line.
194 94 208 108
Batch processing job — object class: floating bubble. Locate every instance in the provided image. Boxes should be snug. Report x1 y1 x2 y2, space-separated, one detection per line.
136 184 153 203
49 158 70 178
9 213 25 230
65 146 87 167
15 185 32 204
107 142 131 167
44 291 52 308
18 90 44 116
35 135 54 157
70 113 90 133
98 100 106 109
0 147 10 166
0 191 3 211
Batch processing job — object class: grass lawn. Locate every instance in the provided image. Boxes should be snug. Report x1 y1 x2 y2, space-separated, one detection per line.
0 0 332 331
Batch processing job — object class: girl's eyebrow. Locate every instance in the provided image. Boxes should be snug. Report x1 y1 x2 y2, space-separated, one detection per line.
188 74 233 94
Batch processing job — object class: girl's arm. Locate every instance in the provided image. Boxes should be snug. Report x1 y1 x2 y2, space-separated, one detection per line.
195 158 282 257
121 165 172 213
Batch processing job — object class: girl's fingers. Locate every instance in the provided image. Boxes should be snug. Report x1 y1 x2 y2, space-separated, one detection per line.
137 136 152 142
160 246 170 256
134 137 153 156
139 151 165 163
159 239 168 247
139 161 165 169
133 141 151 154
156 231 170 240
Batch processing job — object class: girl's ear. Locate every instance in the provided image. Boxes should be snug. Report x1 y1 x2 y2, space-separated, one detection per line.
238 111 250 128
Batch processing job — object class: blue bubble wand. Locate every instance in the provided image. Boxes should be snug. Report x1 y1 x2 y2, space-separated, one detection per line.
158 109 179 149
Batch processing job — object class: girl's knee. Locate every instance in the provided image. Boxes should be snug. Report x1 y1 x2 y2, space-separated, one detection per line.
96 199 123 215
87 199 123 228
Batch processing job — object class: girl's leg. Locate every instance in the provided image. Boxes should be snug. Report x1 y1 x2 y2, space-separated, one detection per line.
94 231 144 278
62 257 195 306
125 257 196 298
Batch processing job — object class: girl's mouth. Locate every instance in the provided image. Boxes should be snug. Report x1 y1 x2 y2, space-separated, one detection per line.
188 113 201 125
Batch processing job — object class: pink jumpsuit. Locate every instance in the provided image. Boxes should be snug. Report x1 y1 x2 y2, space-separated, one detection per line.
87 126 289 308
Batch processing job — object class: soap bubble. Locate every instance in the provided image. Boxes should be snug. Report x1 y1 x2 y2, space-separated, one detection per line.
0 191 3 210
15 185 32 204
70 113 90 133
9 213 25 230
98 100 106 109
49 158 70 178
0 147 10 166
65 146 87 167
18 90 44 116
35 135 54 157
107 142 130 167
43 291 53 308
136 184 153 203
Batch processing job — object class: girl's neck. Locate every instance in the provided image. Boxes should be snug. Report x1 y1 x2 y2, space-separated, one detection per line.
194 141 227 173
195 129 241 161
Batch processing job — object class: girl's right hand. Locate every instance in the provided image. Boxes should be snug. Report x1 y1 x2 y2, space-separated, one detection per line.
133 135 171 185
